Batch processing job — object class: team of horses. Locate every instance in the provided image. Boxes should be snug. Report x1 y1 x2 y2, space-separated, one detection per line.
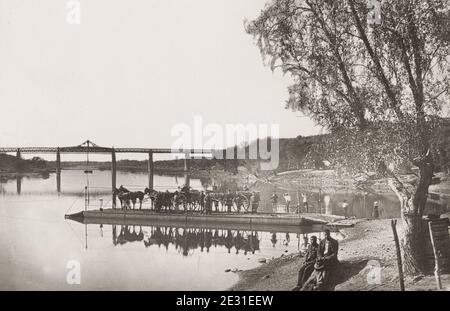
112 185 259 214
112 185 146 209
113 185 205 211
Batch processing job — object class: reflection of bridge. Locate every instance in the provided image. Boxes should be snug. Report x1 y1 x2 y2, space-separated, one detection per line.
0 140 219 191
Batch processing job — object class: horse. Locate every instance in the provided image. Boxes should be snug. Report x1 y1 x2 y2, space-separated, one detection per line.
129 190 145 209
116 185 145 209
158 191 175 212
209 192 225 212
176 189 203 211
113 187 132 209
144 188 159 210
144 188 167 212
187 190 201 210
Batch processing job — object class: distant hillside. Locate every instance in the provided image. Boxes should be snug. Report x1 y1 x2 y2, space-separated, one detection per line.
56 158 228 173
49 126 450 175
3 121 448 175
0 154 49 173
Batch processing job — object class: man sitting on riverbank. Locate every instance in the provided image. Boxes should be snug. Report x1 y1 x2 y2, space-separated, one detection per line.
302 229 339 290
291 235 319 291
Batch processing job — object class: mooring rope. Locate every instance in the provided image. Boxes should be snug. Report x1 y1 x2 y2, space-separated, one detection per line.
65 197 80 215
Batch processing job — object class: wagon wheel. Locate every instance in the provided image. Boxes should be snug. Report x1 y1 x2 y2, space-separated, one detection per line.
240 194 250 213
243 196 252 213
235 194 250 213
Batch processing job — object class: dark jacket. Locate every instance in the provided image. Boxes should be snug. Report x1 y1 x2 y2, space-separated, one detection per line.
317 237 339 265
304 244 319 264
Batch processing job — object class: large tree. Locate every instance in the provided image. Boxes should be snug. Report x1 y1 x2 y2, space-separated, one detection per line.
247 0 449 274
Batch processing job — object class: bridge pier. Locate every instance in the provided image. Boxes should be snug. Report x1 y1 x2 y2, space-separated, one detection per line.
184 152 191 187
183 152 190 172
234 145 238 174
223 156 227 172
56 173 61 193
111 148 117 208
16 176 22 195
148 152 154 190
111 148 117 189
56 148 61 193
184 173 190 188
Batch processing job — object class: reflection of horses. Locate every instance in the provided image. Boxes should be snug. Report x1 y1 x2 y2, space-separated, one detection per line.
144 226 174 250
114 226 144 245
139 226 261 257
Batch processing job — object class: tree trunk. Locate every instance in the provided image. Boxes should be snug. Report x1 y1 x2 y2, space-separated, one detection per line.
401 212 425 274
387 161 434 275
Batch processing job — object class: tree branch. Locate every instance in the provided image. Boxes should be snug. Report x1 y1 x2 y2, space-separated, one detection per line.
307 0 367 129
348 0 404 120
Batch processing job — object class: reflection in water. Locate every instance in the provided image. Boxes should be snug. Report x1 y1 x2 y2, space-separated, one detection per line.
105 223 340 259
56 171 61 193
0 170 204 196
0 170 351 290
112 225 262 256
16 176 21 195
270 233 277 247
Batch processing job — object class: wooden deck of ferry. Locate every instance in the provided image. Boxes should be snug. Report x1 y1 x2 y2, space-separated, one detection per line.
65 209 351 229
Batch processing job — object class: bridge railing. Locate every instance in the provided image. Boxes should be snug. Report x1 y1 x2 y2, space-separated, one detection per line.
0 147 216 154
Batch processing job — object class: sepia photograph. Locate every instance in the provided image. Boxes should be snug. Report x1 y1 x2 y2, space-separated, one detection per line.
0 0 449 302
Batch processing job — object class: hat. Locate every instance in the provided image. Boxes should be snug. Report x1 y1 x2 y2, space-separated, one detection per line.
314 259 325 270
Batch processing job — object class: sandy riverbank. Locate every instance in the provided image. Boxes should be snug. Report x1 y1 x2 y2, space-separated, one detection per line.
229 218 450 291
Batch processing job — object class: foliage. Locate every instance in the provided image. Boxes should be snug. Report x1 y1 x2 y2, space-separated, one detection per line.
246 0 449 273
0 154 49 172
246 0 449 175
431 119 450 173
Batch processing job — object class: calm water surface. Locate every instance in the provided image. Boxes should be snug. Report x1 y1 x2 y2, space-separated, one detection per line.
0 170 339 290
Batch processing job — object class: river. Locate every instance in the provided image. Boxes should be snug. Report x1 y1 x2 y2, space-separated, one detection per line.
0 170 341 290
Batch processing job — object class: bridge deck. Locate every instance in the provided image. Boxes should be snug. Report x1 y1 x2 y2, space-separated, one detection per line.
0 147 216 154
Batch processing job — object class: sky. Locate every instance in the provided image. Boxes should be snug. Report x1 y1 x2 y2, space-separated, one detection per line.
0 0 321 160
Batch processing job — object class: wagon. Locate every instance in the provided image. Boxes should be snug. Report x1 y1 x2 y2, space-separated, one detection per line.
235 191 260 213
206 190 260 214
